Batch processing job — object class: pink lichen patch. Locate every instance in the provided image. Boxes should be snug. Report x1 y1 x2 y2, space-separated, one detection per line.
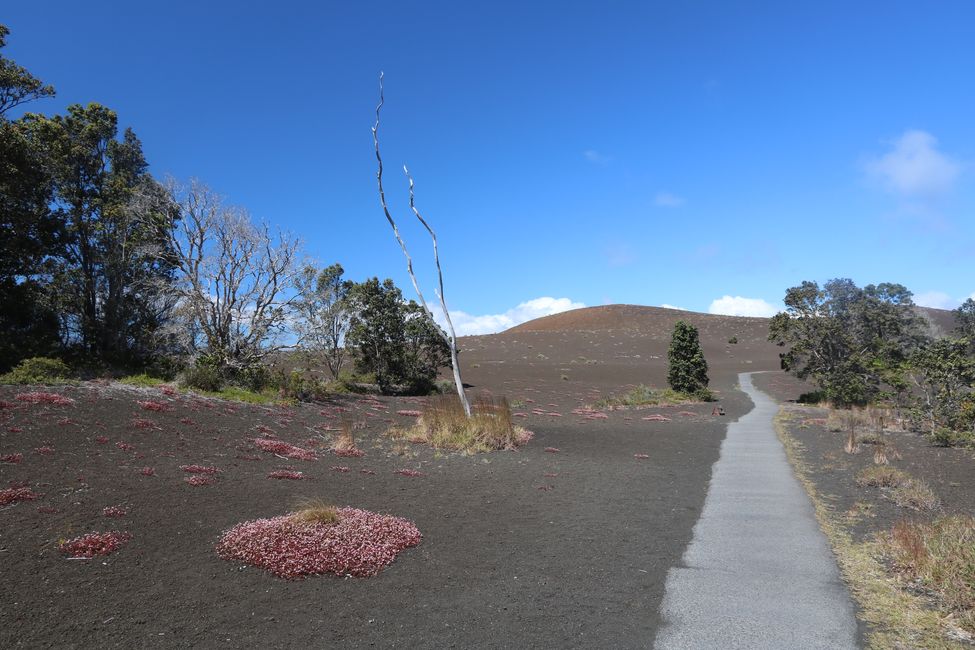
130 417 160 430
544 447 560 453
641 414 672 422
215 508 422 579
396 410 422 417
179 417 196 426
160 386 178 397
359 469 376 475
137 400 168 412
180 464 220 475
268 470 305 480
546 412 563 417
102 506 128 518
8 426 22 433
15 392 74 406
0 486 42 505
139 467 155 476
94 436 109 445
34 446 54 455
59 531 131 558
394 469 424 478
185 475 215 487
330 466 351 473
332 447 365 458
252 438 316 461
115 441 135 451
1 453 23 464
634 453 650 459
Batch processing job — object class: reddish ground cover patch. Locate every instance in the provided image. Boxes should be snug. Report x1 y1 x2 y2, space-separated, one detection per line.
215 508 422 579
139 467 155 476
185 476 215 487
130 418 160 430
394 469 424 477
34 446 54 455
102 506 128 518
396 410 422 417
94 436 109 444
1 453 23 463
0 487 43 505
116 441 135 451
641 414 672 422
137 400 168 412
180 465 220 475
330 466 351 473
15 392 74 406
59 531 132 558
267 470 305 480
544 447 560 453
252 438 316 461
332 447 364 458
634 453 650 459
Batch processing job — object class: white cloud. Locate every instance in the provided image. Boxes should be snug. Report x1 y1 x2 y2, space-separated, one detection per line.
584 150 611 165
654 191 685 207
660 303 688 311
864 130 961 196
914 291 975 310
708 295 778 318
433 297 586 336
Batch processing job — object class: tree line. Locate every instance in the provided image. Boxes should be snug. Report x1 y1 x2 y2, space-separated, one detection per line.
769 278 975 443
0 25 450 393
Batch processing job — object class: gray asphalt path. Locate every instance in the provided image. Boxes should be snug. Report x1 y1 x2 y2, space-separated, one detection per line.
653 372 859 649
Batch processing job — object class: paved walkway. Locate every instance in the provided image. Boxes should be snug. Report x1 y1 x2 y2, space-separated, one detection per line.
653 372 859 649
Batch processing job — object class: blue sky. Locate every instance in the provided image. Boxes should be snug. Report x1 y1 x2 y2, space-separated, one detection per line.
6 1 974 333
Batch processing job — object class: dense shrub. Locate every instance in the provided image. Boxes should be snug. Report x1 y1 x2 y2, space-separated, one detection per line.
0 357 72 385
667 321 709 395
182 361 223 392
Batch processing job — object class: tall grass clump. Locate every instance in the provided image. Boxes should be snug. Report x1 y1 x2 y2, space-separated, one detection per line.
595 384 712 409
390 394 531 453
290 498 341 525
884 516 975 634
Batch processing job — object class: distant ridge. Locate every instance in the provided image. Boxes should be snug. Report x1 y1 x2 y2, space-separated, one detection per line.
505 304 769 334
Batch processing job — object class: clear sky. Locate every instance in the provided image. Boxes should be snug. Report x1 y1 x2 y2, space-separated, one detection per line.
6 1 974 333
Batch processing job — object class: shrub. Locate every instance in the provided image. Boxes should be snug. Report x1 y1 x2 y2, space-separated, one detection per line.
119 374 166 388
595 385 710 408
727 336 738 345
668 321 709 395
855 466 908 488
884 516 975 634
0 357 72 385
928 427 974 448
797 390 828 404
387 394 532 454
182 362 223 392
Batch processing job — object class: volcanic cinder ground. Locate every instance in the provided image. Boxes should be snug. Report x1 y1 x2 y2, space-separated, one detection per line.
1 305 790 648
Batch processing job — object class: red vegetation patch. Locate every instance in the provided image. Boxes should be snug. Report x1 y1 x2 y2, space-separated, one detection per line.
677 411 697 417
160 386 178 397
137 400 168 412
1 453 23 464
267 470 305 480
544 447 560 453
37 505 57 514
102 506 128 518
396 410 422 417
394 469 424 477
185 475 214 487
139 467 155 476
180 464 220 474
359 469 376 475
130 417 160 430
330 466 351 473
115 441 135 451
8 426 22 433
94 436 109 444
0 400 16 409
15 392 74 406
59 531 132 558
215 508 422 579
34 446 54 455
641 414 672 422
0 487 43 505
252 438 316 461
332 447 365 458
634 453 650 459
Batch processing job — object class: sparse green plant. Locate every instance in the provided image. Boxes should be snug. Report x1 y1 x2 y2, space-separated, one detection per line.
290 498 341 525
595 385 711 409
119 374 166 388
928 427 974 448
0 357 74 385
884 515 975 635
727 336 738 345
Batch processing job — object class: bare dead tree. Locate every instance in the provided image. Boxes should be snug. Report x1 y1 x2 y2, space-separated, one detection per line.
164 180 302 371
371 73 471 416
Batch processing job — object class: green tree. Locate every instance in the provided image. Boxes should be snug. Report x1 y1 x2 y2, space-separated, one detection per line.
346 278 450 394
21 104 177 365
768 279 924 406
954 298 975 351
294 263 353 379
0 25 60 369
668 320 709 395
909 338 975 433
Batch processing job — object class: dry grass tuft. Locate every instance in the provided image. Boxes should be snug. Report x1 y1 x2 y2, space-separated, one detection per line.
855 466 909 488
890 479 941 512
290 497 341 525
884 516 975 635
387 394 532 454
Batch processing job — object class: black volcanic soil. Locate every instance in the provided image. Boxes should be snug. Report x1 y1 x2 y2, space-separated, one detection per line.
0 305 785 648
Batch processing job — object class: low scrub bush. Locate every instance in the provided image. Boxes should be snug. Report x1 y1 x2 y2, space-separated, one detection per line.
119 374 167 388
182 362 223 392
890 479 940 512
0 357 73 385
595 385 712 409
387 394 532 454
59 531 132 558
928 427 975 448
855 466 908 488
884 516 975 634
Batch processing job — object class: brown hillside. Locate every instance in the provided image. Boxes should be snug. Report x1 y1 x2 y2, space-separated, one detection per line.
506 304 769 334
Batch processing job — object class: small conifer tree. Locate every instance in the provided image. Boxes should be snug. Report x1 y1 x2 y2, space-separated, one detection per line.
668 320 709 396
